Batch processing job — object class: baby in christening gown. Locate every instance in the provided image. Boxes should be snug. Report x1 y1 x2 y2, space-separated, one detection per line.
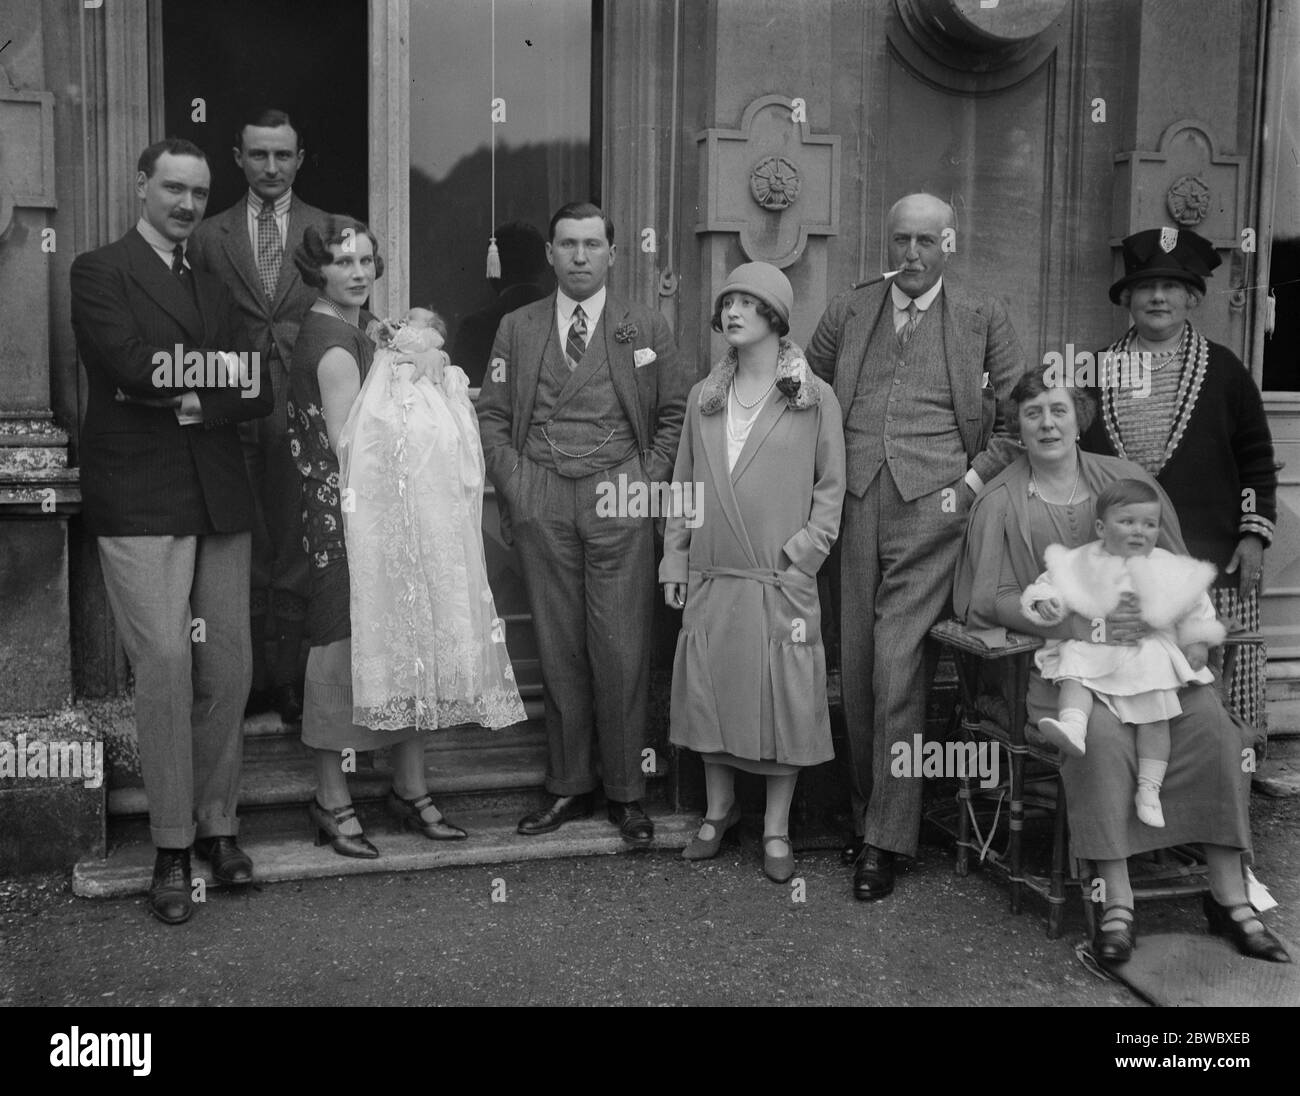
338 307 525 732
1020 479 1225 828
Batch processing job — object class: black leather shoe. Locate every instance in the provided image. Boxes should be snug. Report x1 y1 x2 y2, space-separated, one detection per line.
853 844 895 902
1093 904 1136 965
272 682 303 725
1204 895 1291 963
388 789 467 840
193 836 253 885
840 837 865 865
517 793 594 836
309 799 380 859
608 799 655 848
149 848 194 925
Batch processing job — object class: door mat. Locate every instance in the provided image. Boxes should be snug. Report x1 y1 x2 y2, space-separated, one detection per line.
1082 932 1300 1006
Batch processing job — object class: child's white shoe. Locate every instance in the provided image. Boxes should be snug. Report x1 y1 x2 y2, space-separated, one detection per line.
1135 784 1165 828
1037 717 1086 759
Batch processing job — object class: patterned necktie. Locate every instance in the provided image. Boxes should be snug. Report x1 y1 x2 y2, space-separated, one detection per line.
256 200 283 300
565 304 587 371
899 300 921 347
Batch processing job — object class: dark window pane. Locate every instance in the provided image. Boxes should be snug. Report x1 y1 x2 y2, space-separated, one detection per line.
409 0 592 384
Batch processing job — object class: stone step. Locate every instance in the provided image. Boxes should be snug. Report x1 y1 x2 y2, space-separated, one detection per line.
1266 698 1300 737
73 805 699 898
1267 661 1300 701
108 721 554 820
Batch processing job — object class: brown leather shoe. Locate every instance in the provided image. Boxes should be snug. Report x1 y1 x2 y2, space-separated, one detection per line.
607 799 654 848
517 793 594 836
148 848 194 925
852 844 895 902
193 836 253 885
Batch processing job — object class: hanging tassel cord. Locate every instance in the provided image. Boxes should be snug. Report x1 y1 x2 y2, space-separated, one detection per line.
486 0 500 279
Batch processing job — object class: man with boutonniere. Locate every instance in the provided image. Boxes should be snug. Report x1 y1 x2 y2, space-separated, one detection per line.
477 201 688 847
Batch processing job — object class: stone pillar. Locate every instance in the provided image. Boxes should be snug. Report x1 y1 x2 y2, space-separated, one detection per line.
692 0 837 357
0 0 108 872
0 7 77 715
1110 0 1251 352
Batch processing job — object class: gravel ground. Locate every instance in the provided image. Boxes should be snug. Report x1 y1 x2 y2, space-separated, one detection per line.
2 791 1295 1008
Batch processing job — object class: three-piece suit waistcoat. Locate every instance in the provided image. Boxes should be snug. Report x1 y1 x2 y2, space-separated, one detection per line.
843 292 967 501
523 320 639 478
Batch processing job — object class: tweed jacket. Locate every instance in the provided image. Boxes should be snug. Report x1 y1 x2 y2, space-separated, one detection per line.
806 276 1025 489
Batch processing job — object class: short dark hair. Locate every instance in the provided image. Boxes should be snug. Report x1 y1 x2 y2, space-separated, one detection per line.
137 138 207 179
1094 478 1161 521
1006 363 1097 437
548 202 614 245
710 295 791 338
236 107 301 151
293 216 385 289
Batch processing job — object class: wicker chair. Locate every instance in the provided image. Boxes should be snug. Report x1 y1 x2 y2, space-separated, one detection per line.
926 617 1259 939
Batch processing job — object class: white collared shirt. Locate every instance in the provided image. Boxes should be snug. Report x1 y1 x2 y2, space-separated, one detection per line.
246 189 292 254
136 217 189 272
556 286 606 349
891 277 943 333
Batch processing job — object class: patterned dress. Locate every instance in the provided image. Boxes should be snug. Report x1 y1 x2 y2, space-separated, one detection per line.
287 309 419 750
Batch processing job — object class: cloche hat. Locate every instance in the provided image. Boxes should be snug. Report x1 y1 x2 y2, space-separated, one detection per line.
714 262 793 327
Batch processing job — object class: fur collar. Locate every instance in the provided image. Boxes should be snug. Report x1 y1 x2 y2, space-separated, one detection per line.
698 338 819 414
1043 542 1218 630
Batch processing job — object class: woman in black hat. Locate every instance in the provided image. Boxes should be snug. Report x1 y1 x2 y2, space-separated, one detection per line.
1075 226 1284 962
1084 228 1277 734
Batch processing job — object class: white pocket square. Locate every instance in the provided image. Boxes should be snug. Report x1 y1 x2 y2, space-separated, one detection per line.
633 347 657 368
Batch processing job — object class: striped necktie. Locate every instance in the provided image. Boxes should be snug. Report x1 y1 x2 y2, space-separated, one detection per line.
899 300 920 347
256 200 283 300
565 305 587 371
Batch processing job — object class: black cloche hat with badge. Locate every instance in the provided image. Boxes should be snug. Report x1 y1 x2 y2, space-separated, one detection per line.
1108 226 1222 304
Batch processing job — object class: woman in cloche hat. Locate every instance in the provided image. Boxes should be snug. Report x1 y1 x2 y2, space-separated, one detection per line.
660 262 846 884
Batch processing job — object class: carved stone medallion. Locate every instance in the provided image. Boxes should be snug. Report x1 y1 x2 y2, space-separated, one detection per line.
1166 174 1211 227
749 156 801 211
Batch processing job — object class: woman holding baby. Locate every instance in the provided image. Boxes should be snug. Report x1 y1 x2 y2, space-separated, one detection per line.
287 216 522 858
954 359 1288 966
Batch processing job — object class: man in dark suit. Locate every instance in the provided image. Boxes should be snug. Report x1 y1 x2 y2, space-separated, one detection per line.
71 138 273 924
189 108 330 725
807 193 1024 901
477 202 687 845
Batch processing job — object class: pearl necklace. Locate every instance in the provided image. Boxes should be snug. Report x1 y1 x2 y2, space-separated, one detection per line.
731 373 777 409
727 385 766 442
1131 324 1187 373
316 297 357 327
1030 461 1081 505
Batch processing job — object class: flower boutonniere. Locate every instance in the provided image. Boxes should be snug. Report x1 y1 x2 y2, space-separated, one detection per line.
614 322 638 344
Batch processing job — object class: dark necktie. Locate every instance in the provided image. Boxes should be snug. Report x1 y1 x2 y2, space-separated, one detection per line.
565 305 587 371
171 243 188 282
899 300 920 347
256 201 283 300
